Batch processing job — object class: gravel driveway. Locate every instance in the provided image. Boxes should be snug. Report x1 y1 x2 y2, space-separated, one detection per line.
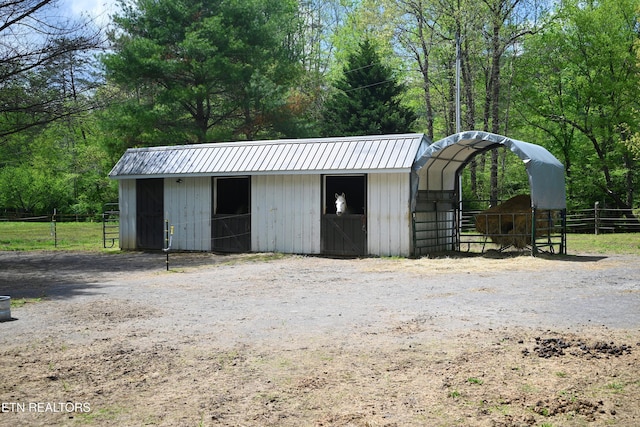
1 250 639 426
2 251 638 343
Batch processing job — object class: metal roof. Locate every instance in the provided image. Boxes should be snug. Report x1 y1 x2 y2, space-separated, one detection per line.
109 134 430 179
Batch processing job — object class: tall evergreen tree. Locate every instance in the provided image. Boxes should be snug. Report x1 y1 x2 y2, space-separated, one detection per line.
321 39 416 136
102 0 302 145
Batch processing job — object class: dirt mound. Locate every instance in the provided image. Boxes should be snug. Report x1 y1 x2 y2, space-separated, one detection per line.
522 336 635 359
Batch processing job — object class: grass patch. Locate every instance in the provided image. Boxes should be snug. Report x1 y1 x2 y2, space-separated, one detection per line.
1 219 638 257
566 233 640 255
606 382 625 393
75 406 125 423
0 221 113 252
10 297 43 308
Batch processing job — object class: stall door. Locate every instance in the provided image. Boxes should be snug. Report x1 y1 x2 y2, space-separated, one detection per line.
212 177 251 252
136 178 164 250
321 175 367 256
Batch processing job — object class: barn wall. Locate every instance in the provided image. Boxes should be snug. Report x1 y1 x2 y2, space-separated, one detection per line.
367 173 412 257
252 174 321 254
164 177 211 251
118 179 137 250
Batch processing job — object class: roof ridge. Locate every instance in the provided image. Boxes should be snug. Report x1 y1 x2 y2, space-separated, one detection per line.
125 133 426 152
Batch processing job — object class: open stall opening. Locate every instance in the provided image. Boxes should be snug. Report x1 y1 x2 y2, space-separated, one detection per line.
322 175 367 256
323 175 366 215
212 176 251 252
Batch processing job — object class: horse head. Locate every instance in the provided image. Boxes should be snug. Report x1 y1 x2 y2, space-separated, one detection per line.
335 192 347 216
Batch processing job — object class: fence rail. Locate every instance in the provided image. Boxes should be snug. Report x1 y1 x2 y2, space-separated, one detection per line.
458 208 565 254
0 203 638 251
0 207 119 250
565 203 640 234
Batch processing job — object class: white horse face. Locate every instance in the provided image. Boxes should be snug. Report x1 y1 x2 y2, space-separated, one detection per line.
335 192 347 216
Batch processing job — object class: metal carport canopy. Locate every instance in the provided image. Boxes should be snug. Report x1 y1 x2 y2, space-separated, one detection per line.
412 131 566 210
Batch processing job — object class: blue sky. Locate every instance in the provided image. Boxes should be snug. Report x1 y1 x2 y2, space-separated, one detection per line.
63 0 119 26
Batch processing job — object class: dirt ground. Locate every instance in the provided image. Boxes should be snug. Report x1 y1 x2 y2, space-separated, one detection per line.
0 249 639 427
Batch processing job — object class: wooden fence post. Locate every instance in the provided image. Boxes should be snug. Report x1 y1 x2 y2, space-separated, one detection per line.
52 209 57 248
594 201 600 235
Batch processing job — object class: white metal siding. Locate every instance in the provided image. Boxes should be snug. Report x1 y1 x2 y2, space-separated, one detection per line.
367 173 412 257
118 180 137 250
252 174 321 254
164 177 211 251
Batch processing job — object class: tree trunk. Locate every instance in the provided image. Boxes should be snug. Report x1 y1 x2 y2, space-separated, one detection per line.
488 21 502 207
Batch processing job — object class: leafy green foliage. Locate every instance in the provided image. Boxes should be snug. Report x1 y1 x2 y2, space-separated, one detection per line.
0 0 639 218
513 0 640 210
102 0 304 146
0 113 116 216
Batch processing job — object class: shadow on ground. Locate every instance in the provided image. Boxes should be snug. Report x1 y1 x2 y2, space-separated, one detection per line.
0 251 242 300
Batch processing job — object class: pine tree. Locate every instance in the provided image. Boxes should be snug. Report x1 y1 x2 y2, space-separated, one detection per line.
321 39 416 137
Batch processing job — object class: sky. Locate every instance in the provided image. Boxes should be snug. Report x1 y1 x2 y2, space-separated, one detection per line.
63 0 119 27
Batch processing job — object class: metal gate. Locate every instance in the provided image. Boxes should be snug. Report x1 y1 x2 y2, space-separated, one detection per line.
102 202 119 248
321 214 367 256
412 190 457 255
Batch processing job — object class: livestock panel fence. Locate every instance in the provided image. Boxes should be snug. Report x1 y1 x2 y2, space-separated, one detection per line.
456 201 639 253
565 202 640 234
1 202 638 252
0 204 119 250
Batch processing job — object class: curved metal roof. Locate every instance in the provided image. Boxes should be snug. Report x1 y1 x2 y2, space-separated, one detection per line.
413 131 566 209
109 134 430 179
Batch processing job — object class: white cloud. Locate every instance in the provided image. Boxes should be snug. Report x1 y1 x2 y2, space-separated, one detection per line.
63 0 119 26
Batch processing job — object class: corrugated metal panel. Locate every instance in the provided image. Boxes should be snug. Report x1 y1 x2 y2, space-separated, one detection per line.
109 134 428 179
164 177 211 251
118 180 136 250
367 173 412 257
252 174 321 254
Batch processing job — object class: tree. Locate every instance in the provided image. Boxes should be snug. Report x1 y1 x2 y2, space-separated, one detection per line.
0 1 108 214
514 0 640 214
102 0 303 145
321 38 416 136
0 0 102 141
479 0 547 205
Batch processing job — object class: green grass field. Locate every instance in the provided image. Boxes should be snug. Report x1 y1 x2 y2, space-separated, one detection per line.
0 221 114 251
566 232 640 255
0 220 638 254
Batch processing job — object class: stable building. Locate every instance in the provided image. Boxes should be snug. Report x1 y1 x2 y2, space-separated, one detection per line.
108 131 567 257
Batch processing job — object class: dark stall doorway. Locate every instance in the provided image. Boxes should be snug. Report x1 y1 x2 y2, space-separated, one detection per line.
136 178 164 250
322 175 367 256
212 176 251 252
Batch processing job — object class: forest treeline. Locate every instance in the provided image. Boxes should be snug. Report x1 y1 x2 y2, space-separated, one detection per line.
0 0 638 218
